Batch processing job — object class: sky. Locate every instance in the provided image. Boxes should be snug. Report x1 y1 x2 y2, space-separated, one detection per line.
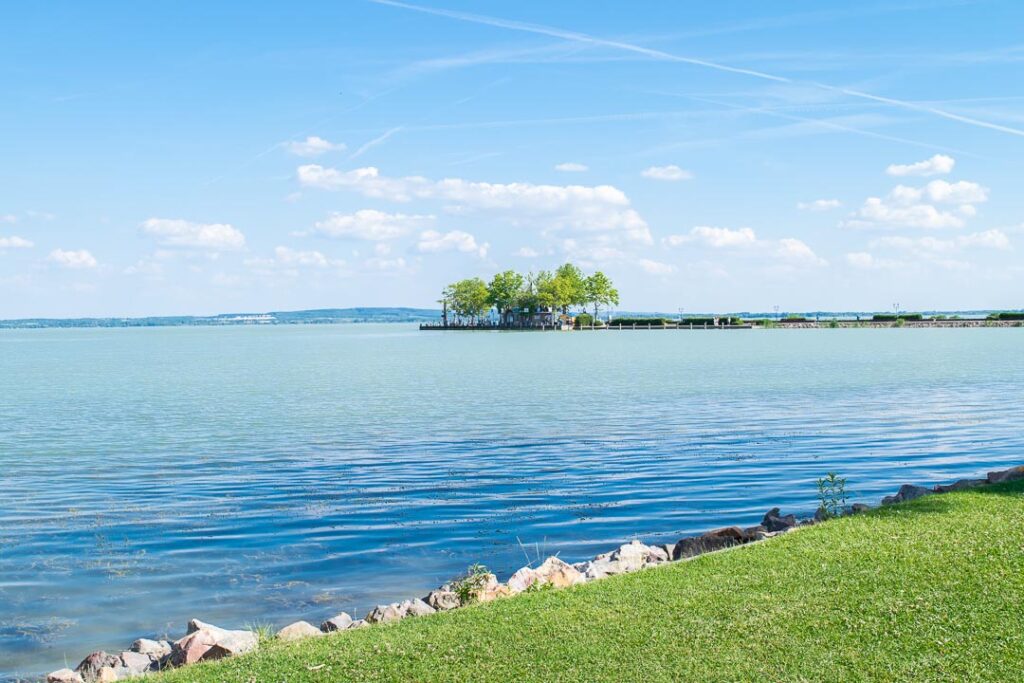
2 0 1024 318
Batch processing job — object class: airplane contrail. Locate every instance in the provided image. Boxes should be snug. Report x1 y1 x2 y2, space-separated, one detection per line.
369 0 1024 139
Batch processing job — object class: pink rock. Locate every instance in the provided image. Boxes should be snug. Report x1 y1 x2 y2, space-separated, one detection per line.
47 669 84 683
170 629 219 666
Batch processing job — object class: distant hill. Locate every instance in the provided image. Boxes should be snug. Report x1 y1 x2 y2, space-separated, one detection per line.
0 307 442 329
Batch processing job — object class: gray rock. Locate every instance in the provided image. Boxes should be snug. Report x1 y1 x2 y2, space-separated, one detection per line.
129 639 170 659
814 507 829 522
48 669 84 683
425 589 460 611
742 525 770 541
400 598 437 617
881 494 900 506
118 651 157 676
646 545 670 564
850 503 871 514
365 603 405 624
988 465 1024 484
170 623 257 666
672 534 738 561
276 621 323 642
761 507 797 533
201 630 258 661
935 478 986 493
348 619 369 629
75 652 121 683
320 613 353 632
897 484 932 502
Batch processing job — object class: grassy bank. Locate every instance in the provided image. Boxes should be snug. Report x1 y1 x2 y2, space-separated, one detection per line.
159 480 1024 682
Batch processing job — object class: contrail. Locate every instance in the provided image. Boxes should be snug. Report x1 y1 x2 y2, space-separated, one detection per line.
369 0 1024 139
350 126 405 159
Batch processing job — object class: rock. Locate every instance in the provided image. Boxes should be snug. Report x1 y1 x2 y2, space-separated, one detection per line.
611 541 651 573
129 639 170 659
425 589 460 611
897 484 932 502
581 559 617 580
935 478 986 493
704 527 745 541
672 533 739 561
118 651 157 676
169 630 218 667
365 603 405 624
348 619 369 629
478 583 512 602
48 669 84 683
988 465 1024 484
201 630 258 661
276 621 323 641
742 525 770 541
646 545 670 564
881 494 900 506
75 652 121 683
320 613 353 632
170 623 257 666
400 598 436 617
850 503 871 514
761 507 797 533
509 557 585 593
95 668 124 683
814 507 829 522
659 544 675 560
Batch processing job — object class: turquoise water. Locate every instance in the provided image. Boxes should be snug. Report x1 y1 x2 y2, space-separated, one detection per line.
1 325 1022 679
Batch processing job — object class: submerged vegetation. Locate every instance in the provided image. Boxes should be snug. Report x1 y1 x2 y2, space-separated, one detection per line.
439 263 619 326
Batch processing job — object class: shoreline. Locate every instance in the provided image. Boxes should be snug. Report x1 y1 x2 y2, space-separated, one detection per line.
43 463 1024 683
421 319 1024 330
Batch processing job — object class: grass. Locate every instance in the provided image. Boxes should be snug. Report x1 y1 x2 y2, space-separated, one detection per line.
158 480 1024 682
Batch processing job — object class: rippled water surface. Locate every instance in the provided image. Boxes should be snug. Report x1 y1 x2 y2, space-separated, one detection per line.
2 324 1023 679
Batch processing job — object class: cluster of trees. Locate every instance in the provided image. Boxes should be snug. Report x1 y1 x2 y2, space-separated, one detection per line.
440 263 620 326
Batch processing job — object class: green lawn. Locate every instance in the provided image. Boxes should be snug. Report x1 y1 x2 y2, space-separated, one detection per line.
159 480 1024 682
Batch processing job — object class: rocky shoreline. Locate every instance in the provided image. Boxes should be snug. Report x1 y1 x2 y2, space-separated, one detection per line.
45 464 1024 683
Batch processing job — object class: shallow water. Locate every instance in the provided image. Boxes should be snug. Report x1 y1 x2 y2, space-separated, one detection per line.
1 324 1022 679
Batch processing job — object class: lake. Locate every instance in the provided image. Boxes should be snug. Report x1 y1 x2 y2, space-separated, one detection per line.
2 324 1022 680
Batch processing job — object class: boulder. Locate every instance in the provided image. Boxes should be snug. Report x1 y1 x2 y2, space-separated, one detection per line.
424 589 460 611
400 598 437 617
276 621 323 641
883 484 932 505
645 545 670 564
75 652 121 683
320 613 353 632
935 478 986 493
478 583 512 602
672 533 739 561
348 619 369 629
988 465 1024 484
129 639 170 659
95 668 125 683
200 630 258 661
610 541 652 573
48 670 84 683
170 622 257 666
704 527 745 541
741 525 769 541
850 503 871 514
761 507 797 533
509 557 584 593
365 603 405 624
118 651 157 676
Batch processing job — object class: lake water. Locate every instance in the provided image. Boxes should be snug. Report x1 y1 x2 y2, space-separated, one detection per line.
2 324 1023 680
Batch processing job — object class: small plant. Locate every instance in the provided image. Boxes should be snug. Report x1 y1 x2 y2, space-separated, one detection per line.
451 563 491 606
816 472 848 520
828 319 840 329
245 621 277 642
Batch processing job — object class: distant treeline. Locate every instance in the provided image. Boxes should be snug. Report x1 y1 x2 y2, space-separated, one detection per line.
0 308 441 329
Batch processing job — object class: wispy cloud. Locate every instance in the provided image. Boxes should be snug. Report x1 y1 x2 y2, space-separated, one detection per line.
350 126 405 160
370 0 1024 138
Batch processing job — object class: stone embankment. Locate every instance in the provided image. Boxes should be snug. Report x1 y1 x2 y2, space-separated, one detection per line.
46 464 1024 683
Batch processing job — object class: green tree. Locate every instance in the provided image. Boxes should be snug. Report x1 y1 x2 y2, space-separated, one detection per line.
487 270 525 326
584 271 619 322
553 263 587 313
450 277 491 324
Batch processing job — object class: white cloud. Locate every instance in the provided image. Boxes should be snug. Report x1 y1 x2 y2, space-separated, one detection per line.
870 229 1011 253
886 154 955 177
776 238 827 266
298 165 652 244
554 162 588 172
373 243 392 256
245 246 347 274
797 199 842 211
310 209 433 241
638 258 675 275
48 248 97 269
141 218 246 250
664 226 758 249
0 235 33 248
641 164 693 181
844 179 988 231
515 246 539 257
417 229 489 258
284 136 346 157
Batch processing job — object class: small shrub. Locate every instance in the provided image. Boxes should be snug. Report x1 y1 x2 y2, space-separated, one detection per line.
451 563 491 606
609 317 668 326
816 472 848 520
574 313 600 328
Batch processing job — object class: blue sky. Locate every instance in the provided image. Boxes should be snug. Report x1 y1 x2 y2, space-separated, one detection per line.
2 0 1023 317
